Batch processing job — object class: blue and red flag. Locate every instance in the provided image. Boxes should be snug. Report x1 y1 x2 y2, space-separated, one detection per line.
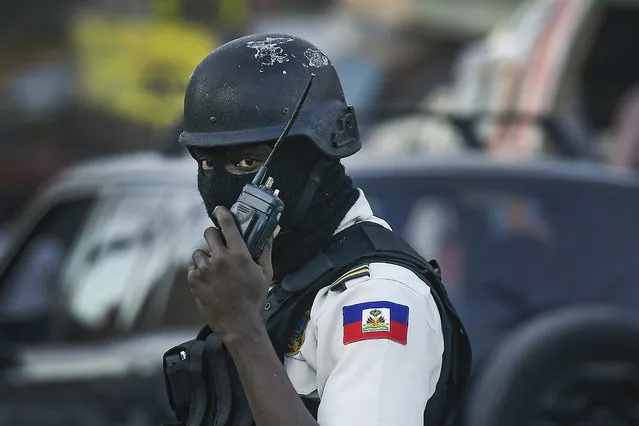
342 301 409 345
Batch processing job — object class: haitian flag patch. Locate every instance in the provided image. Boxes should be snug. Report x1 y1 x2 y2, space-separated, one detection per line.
342 301 409 345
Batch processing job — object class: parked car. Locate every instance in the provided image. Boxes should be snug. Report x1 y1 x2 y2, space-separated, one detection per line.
0 153 209 426
1 151 639 424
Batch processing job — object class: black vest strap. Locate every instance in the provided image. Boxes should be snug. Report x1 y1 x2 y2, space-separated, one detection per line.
280 252 334 293
162 221 471 426
204 334 232 426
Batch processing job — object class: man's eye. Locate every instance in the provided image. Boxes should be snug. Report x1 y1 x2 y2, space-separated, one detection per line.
237 158 258 168
201 160 214 171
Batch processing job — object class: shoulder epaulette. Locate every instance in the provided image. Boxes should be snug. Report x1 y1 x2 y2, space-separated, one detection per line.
329 264 370 291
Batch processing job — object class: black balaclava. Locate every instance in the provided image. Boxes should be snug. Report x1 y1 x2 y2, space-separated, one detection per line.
196 137 359 281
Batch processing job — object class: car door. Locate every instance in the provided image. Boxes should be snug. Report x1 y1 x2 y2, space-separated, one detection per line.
0 195 96 345
0 194 105 424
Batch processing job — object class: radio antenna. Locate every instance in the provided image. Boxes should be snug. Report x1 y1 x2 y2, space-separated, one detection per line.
252 73 316 186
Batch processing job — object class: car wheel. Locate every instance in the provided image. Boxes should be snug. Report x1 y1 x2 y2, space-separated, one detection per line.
464 305 639 426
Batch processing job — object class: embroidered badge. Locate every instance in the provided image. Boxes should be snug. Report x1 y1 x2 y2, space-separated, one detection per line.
286 310 311 356
342 301 409 345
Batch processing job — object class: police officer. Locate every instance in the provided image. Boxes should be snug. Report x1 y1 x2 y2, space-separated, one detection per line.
163 33 471 426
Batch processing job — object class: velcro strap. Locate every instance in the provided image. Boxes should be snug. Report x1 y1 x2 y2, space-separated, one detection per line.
185 342 208 426
204 334 233 426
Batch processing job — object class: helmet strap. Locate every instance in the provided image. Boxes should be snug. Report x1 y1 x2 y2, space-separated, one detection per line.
289 158 333 228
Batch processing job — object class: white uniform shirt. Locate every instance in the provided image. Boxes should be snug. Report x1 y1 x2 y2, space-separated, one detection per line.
284 189 444 426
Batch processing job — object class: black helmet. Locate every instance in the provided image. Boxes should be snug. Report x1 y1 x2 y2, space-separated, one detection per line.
179 33 361 159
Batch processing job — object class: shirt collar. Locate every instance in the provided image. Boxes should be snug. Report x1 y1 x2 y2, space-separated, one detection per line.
333 189 391 235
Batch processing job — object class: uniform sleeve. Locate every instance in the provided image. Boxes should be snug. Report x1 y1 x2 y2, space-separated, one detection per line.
313 275 444 426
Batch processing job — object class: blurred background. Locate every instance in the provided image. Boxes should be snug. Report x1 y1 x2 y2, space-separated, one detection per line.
0 0 526 229
2 0 639 425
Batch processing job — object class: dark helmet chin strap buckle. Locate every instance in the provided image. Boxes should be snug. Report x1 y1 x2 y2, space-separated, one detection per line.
290 158 333 227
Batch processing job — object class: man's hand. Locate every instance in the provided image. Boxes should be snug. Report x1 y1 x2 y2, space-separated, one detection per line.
188 206 274 343
187 206 318 426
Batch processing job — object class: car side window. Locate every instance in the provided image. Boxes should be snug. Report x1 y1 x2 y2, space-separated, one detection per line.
145 196 212 330
0 198 95 344
53 187 208 342
402 198 466 291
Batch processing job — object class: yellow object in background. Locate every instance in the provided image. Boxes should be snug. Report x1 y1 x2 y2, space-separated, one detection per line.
74 16 216 127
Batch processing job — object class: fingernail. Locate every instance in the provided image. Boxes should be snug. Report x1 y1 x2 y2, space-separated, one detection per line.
274 225 281 238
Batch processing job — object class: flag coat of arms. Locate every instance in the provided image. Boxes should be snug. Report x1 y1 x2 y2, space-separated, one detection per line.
342 301 409 345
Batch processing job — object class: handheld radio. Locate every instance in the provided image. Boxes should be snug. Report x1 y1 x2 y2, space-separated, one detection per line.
223 73 316 259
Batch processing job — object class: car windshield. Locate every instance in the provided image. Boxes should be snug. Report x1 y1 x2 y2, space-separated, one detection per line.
357 171 639 307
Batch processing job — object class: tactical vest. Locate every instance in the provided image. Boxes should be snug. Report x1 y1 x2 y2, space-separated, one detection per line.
162 222 472 426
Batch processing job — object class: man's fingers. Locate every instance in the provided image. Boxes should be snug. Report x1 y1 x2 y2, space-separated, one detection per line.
192 249 209 270
213 206 248 254
187 263 204 296
204 226 224 252
187 264 198 286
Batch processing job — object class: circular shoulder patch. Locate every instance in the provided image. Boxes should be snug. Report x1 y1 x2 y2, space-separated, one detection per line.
286 310 311 357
